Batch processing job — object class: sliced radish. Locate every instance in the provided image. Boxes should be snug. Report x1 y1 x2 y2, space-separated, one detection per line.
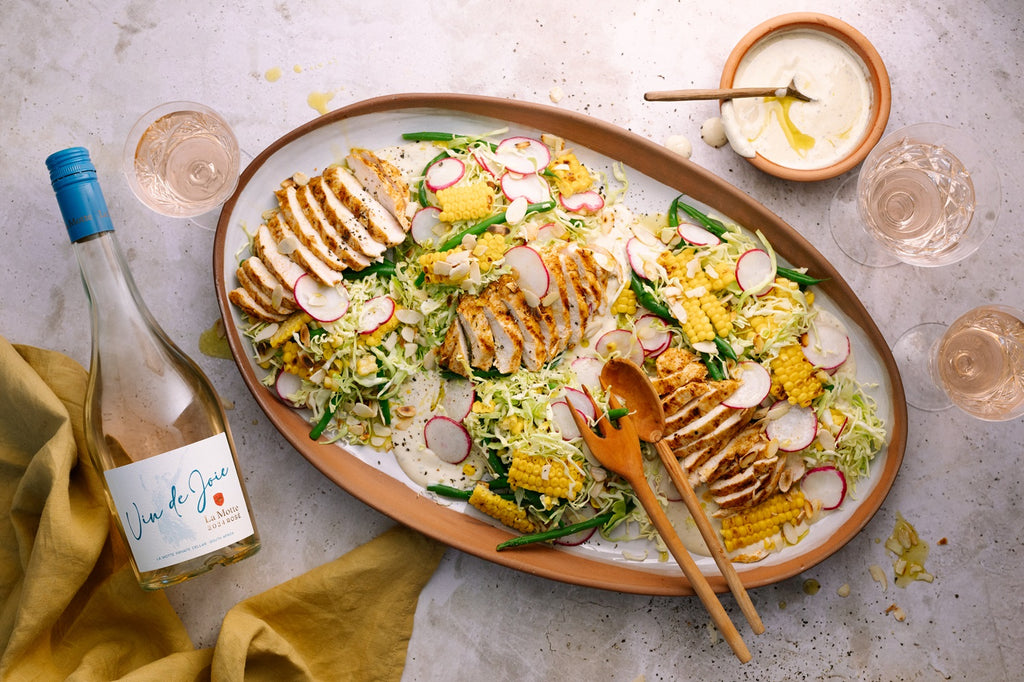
765 402 818 452
626 237 665 280
634 314 672 357
274 370 304 407
559 190 605 213
553 508 600 546
494 136 551 174
595 328 645 366
735 249 776 295
571 356 604 392
440 377 475 422
549 396 596 441
411 206 444 245
677 221 721 247
423 415 472 464
800 465 847 510
500 171 550 203
472 150 500 178
801 325 851 371
533 222 564 244
563 387 597 421
424 157 465 191
358 295 396 334
722 361 772 409
503 244 550 298
293 274 350 322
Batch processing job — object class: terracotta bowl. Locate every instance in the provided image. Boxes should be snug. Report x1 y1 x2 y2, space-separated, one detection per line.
720 12 891 182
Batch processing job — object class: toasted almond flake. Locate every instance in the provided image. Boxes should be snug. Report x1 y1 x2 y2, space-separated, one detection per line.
254 323 280 343
779 469 794 493
403 342 418 356
374 425 392 438
348 422 365 436
352 402 377 419
395 405 417 418
837 583 851 597
396 308 424 325
432 260 453 277
370 435 387 448
523 290 541 307
292 171 310 186
450 261 470 280
393 417 414 431
462 233 478 250
505 197 529 224
869 564 888 591
262 208 278 220
885 604 906 622
277 236 300 255
782 522 800 545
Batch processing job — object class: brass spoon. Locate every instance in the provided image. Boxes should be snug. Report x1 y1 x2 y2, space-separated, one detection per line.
567 386 752 664
600 358 765 636
644 78 812 103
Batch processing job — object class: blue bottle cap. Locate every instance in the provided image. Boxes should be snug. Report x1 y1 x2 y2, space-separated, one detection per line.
46 147 96 185
47 147 115 242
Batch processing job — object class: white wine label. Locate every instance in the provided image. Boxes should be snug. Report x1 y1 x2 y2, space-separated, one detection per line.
103 433 255 573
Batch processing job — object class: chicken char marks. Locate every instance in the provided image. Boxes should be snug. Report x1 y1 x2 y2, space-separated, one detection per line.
655 347 784 511
438 243 610 377
228 149 410 323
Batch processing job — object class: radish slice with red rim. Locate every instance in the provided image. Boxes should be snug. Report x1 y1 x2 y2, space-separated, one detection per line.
424 157 465 191
801 324 851 371
634 314 671 357
722 361 771 409
550 400 582 440
765 401 818 452
495 136 551 174
503 244 550 298
440 377 475 422
411 206 443 245
571 356 604 392
423 415 472 464
293 274 350 322
358 295 396 334
735 249 775 295
801 465 847 510
472 150 500 177
559 190 604 213
626 237 665 280
553 508 600 546
274 370 304 407
596 328 645 366
677 221 721 247
500 172 550 203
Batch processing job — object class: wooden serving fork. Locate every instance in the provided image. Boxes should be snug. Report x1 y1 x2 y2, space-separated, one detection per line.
567 387 752 663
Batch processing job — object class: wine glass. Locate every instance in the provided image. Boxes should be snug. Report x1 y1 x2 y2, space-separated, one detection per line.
829 123 1001 267
892 305 1024 420
123 101 241 230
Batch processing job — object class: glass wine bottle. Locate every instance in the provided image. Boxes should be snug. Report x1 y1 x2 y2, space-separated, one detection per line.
47 147 259 590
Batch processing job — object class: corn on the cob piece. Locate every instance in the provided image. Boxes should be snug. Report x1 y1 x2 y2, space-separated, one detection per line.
472 232 507 272
437 182 492 222
659 251 733 343
507 451 584 500
468 483 537 533
270 312 312 348
720 490 806 552
610 286 637 316
770 344 825 407
548 151 594 196
418 233 507 285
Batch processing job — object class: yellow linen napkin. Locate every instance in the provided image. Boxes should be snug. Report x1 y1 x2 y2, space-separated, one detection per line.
0 338 446 681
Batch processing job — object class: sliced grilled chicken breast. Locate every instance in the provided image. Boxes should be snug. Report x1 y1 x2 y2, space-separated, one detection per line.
294 183 373 270
438 320 473 378
456 297 496 371
275 184 352 272
323 165 406 246
309 176 387 259
228 287 289 323
266 213 344 286
345 148 411 229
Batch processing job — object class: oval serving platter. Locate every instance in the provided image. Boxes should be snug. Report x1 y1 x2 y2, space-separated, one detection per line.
214 93 907 595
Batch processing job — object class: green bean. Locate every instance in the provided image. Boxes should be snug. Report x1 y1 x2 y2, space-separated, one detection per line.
437 200 555 252
343 259 396 280
427 484 472 500
309 395 340 440
713 335 738 361
416 150 450 207
776 266 827 288
629 272 678 324
700 352 726 381
607 407 630 421
671 195 727 237
401 131 497 152
496 511 615 551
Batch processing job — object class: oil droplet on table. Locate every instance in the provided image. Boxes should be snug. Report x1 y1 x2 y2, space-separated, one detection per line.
199 319 233 359
308 91 335 115
264 67 282 82
802 578 821 595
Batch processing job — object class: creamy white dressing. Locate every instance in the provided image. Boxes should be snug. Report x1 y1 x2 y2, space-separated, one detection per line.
722 29 873 170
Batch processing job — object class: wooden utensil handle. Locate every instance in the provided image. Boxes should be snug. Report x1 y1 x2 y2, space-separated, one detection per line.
631 479 751 663
644 87 778 102
656 442 765 635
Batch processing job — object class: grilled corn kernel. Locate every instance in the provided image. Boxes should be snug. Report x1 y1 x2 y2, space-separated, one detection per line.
507 451 585 500
360 310 401 347
610 286 637 316
548 151 594 196
270 312 312 348
437 182 493 222
720 491 806 552
468 483 537 533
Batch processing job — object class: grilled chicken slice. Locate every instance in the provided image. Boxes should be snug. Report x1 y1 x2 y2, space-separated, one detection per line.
275 184 354 272
695 422 765 485
236 257 295 315
252 223 306 291
266 213 344 286
675 407 754 477
565 245 606 312
494 275 548 371
345 148 411 229
438 320 473 378
228 287 289 323
323 165 406 246
664 380 740 433
543 250 583 347
456 297 496 371
294 183 373 270
481 295 524 374
309 176 387 260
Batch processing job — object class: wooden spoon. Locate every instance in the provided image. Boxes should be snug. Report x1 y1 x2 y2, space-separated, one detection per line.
600 358 765 636
644 78 812 102
567 386 751 664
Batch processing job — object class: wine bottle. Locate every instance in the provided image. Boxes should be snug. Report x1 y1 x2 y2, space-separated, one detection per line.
47 147 259 590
